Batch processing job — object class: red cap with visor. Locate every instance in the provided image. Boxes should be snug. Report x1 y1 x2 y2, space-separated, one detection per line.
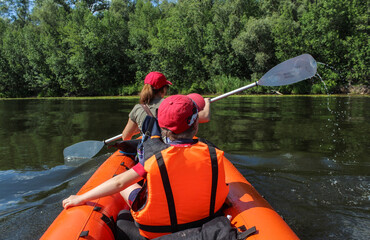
144 72 172 89
158 95 198 134
187 93 205 111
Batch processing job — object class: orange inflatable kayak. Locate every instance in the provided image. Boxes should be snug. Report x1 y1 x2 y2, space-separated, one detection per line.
41 150 299 240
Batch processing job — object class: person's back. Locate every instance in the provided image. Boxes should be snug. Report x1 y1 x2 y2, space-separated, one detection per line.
129 97 163 131
130 95 229 239
122 72 172 140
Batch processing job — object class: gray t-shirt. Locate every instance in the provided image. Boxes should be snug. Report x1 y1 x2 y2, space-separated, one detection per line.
128 97 163 131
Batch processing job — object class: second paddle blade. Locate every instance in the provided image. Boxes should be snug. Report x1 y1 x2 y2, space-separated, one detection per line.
63 140 104 160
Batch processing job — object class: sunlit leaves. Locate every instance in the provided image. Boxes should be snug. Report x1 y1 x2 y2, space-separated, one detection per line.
0 0 368 97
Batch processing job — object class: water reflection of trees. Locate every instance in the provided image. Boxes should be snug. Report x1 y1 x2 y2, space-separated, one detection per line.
0 99 136 170
1 97 368 170
199 96 369 166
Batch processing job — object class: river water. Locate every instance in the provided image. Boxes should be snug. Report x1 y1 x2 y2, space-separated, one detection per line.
0 96 369 240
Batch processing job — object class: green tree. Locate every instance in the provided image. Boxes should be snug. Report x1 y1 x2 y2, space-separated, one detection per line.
202 0 262 87
31 0 70 96
149 0 209 91
61 1 132 95
0 0 368 97
0 18 10 97
299 0 356 92
0 0 31 25
269 0 312 93
1 26 32 97
232 17 276 82
127 0 162 82
343 0 369 86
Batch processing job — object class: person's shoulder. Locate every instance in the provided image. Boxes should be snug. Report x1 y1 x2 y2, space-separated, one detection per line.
131 103 142 111
130 104 146 115
129 104 145 121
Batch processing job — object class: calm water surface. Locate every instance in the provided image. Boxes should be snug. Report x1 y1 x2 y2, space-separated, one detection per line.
0 96 369 240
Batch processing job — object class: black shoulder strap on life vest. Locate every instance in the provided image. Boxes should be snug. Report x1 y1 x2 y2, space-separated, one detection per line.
195 138 219 217
156 151 178 232
208 146 218 218
135 144 220 234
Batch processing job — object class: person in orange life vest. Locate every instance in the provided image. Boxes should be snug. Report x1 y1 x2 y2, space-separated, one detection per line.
126 95 228 239
121 71 172 140
62 95 229 239
187 93 211 123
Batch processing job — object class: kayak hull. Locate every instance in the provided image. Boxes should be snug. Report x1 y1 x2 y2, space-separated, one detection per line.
41 150 299 240
223 158 299 239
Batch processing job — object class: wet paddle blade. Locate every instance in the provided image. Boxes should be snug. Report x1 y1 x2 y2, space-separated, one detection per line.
63 140 104 160
258 54 317 86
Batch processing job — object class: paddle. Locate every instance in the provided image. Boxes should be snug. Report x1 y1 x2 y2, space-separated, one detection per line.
210 53 317 102
63 53 317 160
63 134 123 160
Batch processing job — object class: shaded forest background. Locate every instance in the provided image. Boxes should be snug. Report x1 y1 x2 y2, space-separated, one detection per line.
0 0 368 97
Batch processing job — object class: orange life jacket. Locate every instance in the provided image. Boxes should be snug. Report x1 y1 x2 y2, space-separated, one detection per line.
131 138 229 239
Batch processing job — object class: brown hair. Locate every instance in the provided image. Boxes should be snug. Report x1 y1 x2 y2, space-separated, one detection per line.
161 119 198 141
139 84 168 104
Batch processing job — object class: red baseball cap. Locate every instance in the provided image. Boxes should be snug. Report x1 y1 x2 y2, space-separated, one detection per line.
187 93 205 111
158 95 198 134
144 72 172 89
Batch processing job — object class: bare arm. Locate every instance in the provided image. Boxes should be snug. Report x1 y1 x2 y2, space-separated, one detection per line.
198 98 211 123
62 169 142 209
122 118 140 140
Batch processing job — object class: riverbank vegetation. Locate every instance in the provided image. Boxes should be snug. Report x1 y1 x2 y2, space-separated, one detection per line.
0 0 368 97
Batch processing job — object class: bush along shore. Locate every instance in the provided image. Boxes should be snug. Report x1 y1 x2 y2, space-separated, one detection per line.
0 0 368 98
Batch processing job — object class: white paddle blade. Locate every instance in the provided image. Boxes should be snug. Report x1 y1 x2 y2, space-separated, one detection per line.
63 140 104 160
258 54 317 86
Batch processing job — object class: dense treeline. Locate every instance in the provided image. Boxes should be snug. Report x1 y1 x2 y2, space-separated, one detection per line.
0 0 368 97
